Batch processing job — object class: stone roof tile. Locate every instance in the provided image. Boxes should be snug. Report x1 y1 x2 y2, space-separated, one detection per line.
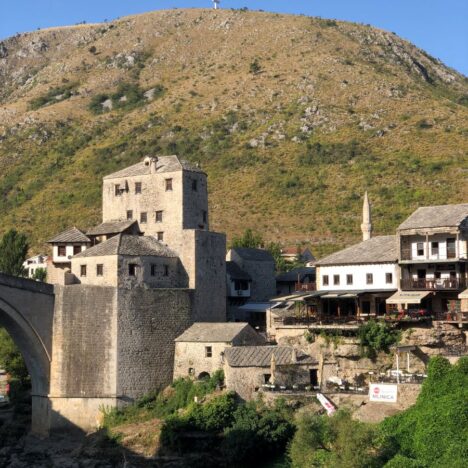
231 247 274 262
315 235 397 266
175 322 254 342
226 262 252 281
398 203 468 231
103 155 204 180
86 219 139 236
224 346 316 367
47 227 90 243
74 234 178 258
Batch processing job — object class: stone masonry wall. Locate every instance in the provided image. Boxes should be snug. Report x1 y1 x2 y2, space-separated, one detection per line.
50 285 118 398
116 288 194 399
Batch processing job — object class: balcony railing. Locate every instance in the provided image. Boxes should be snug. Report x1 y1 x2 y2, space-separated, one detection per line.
295 282 317 292
401 248 459 261
400 278 466 290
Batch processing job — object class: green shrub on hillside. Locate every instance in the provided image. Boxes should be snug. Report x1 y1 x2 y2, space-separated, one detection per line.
298 140 363 165
29 83 77 110
358 320 400 359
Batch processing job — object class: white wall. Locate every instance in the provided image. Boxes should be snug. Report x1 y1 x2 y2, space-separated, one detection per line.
52 244 88 263
318 263 398 291
405 234 467 260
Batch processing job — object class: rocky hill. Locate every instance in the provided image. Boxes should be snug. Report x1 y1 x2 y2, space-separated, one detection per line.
0 8 467 255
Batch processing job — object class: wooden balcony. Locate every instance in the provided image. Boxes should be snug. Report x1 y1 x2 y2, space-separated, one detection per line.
295 282 317 292
400 278 466 291
401 248 458 261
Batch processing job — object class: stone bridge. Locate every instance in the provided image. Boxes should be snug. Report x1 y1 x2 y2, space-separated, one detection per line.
0 273 55 434
0 273 196 436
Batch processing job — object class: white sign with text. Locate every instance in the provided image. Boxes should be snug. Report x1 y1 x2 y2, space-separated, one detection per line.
369 384 398 403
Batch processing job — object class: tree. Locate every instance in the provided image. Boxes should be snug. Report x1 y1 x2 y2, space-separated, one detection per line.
0 229 29 276
0 328 28 383
230 228 264 249
32 268 47 282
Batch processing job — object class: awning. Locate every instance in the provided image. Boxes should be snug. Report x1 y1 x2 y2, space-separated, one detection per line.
238 302 278 312
459 289 468 299
386 291 431 305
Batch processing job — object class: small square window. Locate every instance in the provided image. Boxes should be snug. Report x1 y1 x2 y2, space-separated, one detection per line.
366 273 373 285
126 210 133 220
192 179 198 191
140 212 147 223
386 273 393 284
80 265 87 277
333 275 340 285
157 232 164 242
115 184 121 196
165 178 173 191
431 242 439 255
322 275 329 286
73 245 82 255
128 264 138 276
135 182 142 194
96 264 104 277
155 210 163 222
346 274 353 285
58 245 66 257
205 346 212 358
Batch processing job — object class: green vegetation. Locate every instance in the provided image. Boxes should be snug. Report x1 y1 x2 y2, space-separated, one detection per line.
297 140 364 166
0 328 28 384
29 83 77 110
31 268 47 282
249 58 262 75
0 229 29 276
289 357 468 467
358 320 400 359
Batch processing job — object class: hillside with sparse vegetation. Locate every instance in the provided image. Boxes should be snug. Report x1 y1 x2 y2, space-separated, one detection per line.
0 8 467 256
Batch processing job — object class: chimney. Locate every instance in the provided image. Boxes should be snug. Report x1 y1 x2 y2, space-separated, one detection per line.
361 191 372 241
144 156 158 174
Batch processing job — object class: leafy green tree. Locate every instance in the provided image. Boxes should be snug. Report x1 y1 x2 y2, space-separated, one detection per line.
0 229 29 276
0 328 28 383
230 228 264 249
358 320 400 359
31 268 47 282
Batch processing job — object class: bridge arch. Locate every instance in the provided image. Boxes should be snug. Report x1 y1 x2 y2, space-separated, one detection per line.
0 296 51 396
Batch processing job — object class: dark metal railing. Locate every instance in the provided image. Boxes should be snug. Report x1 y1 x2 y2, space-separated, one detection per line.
294 282 316 291
400 278 465 290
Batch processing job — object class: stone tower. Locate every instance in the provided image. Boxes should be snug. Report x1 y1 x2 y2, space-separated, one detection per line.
361 191 372 241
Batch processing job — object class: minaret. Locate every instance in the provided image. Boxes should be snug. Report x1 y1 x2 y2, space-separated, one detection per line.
361 191 372 241
213 0 220 9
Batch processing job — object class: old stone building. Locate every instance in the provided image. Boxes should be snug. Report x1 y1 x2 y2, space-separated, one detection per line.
44 155 227 430
223 346 317 400
173 322 265 380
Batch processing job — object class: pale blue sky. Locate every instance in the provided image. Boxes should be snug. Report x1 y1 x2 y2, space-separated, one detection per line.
1 1 467 75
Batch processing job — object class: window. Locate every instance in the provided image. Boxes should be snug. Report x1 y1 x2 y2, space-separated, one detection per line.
322 275 329 286
263 374 271 384
165 178 173 191
128 264 138 276
205 346 212 358
150 264 157 276
115 184 121 196
417 242 424 256
58 245 66 257
447 238 456 258
188 368 195 376
157 232 164 242
96 264 104 277
202 210 207 223
73 245 82 255
386 272 393 284
126 210 133 220
366 273 373 285
333 275 340 286
164 265 169 276
234 280 249 291
431 241 439 256
192 179 198 191
80 265 87 277
346 274 353 285
135 182 142 194
140 212 147 223
155 210 163 222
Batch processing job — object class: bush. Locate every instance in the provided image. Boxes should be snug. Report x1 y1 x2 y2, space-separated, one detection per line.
298 140 363 165
358 320 400 358
29 83 77 110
